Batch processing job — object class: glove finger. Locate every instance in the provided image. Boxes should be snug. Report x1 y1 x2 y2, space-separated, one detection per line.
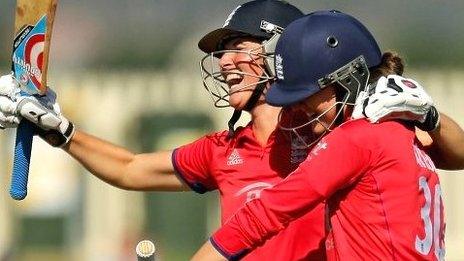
0 114 20 128
6 115 21 124
373 105 427 122
0 96 18 114
373 76 388 93
403 95 430 108
365 99 393 122
0 74 20 98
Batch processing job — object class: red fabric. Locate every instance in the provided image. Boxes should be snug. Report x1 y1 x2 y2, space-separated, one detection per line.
173 123 326 260
212 119 445 260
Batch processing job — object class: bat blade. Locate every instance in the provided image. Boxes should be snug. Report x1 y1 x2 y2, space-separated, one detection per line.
9 0 58 200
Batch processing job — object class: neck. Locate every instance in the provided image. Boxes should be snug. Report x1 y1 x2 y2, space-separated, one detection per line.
249 101 281 146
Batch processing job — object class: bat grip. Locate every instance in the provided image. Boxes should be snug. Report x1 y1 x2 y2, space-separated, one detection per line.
10 120 35 200
136 240 156 261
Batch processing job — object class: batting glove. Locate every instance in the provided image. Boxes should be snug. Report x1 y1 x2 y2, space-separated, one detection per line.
0 74 21 129
0 74 75 147
19 88 75 147
352 75 440 131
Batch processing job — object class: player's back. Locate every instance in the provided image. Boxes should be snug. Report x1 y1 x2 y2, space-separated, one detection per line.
328 119 445 260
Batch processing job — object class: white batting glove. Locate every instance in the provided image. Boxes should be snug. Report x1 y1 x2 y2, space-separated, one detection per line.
0 73 75 147
19 88 75 147
0 74 22 129
353 75 440 131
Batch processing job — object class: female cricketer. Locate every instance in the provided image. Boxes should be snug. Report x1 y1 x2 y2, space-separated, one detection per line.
192 10 459 260
0 2 463 260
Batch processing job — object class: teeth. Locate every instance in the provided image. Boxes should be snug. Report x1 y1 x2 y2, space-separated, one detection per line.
225 73 243 88
225 73 242 81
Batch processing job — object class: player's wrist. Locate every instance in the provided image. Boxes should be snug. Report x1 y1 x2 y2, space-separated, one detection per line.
17 96 76 147
416 106 440 132
36 117 75 147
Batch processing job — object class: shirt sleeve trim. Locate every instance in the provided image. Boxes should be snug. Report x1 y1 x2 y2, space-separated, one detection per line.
171 148 209 194
209 237 249 261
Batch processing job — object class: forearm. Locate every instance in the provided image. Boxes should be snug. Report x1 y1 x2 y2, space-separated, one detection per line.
191 240 227 261
208 171 324 258
209 198 288 259
64 130 186 191
427 113 464 170
64 130 137 188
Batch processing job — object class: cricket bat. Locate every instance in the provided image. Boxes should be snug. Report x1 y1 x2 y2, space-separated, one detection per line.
10 0 58 200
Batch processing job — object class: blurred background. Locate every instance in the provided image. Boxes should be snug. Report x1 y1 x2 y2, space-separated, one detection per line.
0 0 463 260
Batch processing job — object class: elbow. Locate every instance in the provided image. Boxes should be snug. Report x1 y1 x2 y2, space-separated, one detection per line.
434 156 464 171
444 161 464 171
117 169 142 191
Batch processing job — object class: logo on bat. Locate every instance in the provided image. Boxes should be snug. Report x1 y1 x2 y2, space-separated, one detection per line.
13 33 44 88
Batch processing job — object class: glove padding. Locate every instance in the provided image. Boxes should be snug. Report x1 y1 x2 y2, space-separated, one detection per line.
352 75 440 131
0 74 75 147
19 94 75 147
0 74 21 129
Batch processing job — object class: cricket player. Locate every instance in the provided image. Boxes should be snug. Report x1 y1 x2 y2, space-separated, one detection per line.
0 2 463 261
192 10 460 260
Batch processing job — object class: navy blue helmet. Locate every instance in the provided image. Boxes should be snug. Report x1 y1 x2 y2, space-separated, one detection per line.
266 10 382 107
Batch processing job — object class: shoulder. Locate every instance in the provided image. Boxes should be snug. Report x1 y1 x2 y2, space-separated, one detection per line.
333 118 415 147
189 124 249 149
204 130 230 146
203 125 249 147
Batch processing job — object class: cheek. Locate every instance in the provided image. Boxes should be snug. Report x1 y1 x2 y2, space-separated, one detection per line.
321 106 338 123
314 98 338 124
236 57 265 77
312 124 327 135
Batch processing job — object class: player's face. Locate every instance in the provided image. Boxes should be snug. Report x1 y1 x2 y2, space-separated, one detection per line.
294 87 338 135
219 37 267 109
278 86 340 148
200 36 273 110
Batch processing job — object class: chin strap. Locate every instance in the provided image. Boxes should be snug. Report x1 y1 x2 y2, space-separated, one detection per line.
227 80 267 138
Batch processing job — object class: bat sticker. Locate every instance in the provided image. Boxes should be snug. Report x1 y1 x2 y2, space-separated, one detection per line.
12 15 46 95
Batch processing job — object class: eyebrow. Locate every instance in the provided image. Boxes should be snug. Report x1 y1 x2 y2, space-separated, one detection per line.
224 38 242 49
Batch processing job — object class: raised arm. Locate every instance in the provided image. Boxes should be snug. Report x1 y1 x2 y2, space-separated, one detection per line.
0 74 188 191
420 113 464 170
65 130 188 191
354 75 464 170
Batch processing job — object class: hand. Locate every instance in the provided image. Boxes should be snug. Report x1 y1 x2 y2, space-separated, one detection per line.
0 74 75 147
352 75 440 131
0 74 21 129
19 88 75 147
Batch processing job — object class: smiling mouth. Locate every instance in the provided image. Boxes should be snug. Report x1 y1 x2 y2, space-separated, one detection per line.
224 73 243 87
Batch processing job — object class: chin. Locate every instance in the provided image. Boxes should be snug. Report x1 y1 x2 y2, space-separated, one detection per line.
228 98 246 110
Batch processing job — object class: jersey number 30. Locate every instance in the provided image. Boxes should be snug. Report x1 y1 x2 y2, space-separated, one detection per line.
415 176 445 260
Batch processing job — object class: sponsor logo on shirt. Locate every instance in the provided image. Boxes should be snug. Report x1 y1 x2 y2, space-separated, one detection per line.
235 182 273 202
227 149 244 166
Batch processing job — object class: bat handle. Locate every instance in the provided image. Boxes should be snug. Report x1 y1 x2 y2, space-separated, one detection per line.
136 240 156 261
10 120 35 200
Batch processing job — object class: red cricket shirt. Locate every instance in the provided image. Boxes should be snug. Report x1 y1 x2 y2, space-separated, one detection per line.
172 123 326 260
211 119 445 260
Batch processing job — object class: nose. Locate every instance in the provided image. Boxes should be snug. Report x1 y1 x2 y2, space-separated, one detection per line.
219 52 236 70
